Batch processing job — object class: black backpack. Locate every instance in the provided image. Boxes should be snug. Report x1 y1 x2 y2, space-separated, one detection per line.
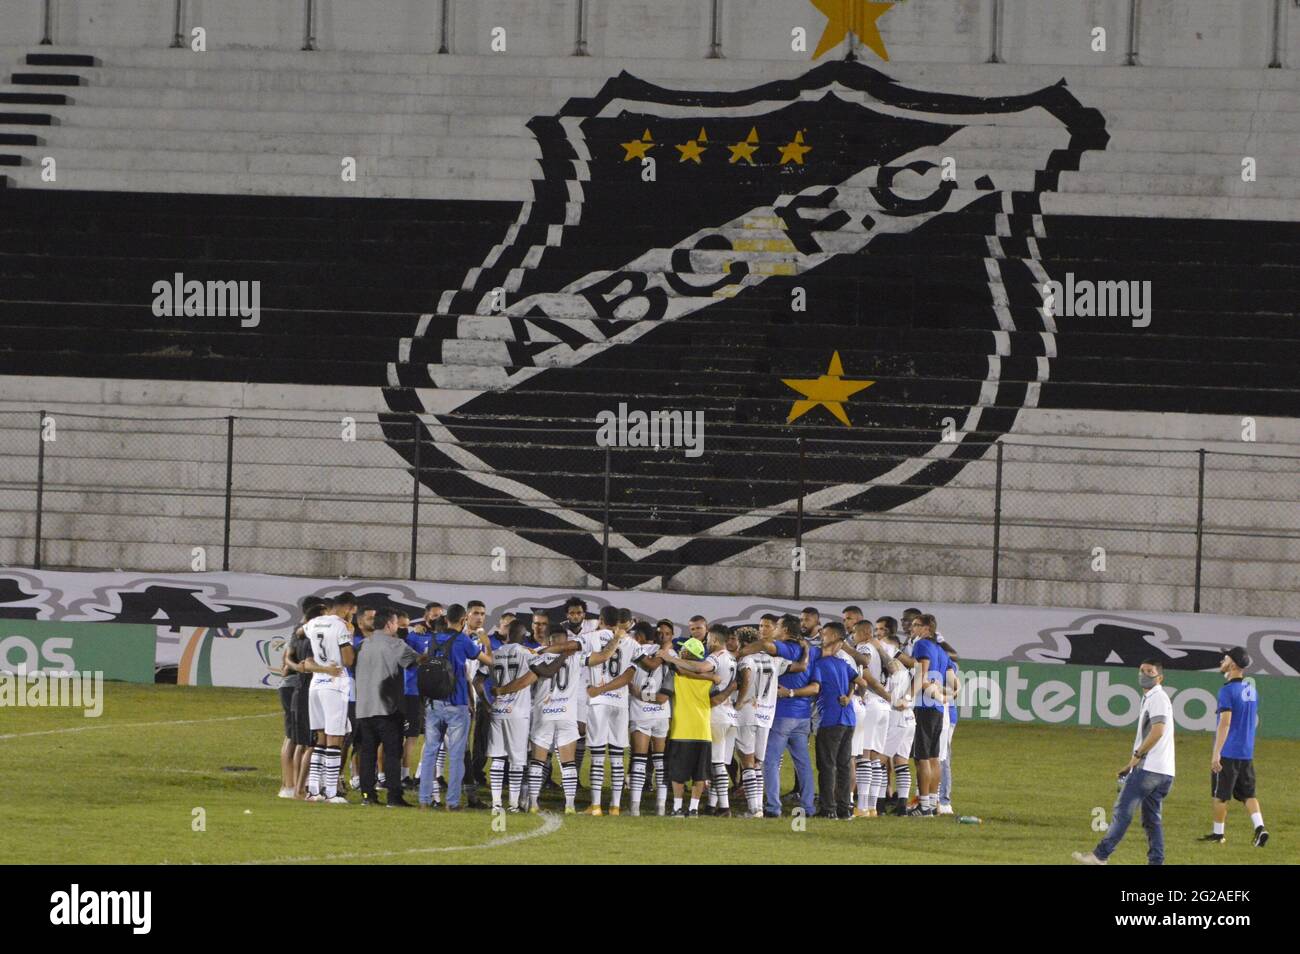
417 634 458 701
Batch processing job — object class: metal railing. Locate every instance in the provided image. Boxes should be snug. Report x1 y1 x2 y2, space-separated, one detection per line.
2 411 1296 617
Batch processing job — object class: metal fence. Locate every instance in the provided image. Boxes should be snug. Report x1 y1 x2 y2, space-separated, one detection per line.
1 410 1296 617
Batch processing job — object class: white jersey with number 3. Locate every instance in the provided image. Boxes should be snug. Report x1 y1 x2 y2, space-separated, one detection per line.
305 616 353 691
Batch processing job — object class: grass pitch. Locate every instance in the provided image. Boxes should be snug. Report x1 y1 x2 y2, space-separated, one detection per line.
2 683 1294 865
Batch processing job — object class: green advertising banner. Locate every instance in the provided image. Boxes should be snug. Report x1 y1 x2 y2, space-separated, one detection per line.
0 620 156 683
958 659 1300 739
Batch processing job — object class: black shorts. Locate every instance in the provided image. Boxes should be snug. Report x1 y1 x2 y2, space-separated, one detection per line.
666 739 711 784
292 684 312 745
1212 758 1256 802
912 708 943 760
402 695 424 738
279 685 297 738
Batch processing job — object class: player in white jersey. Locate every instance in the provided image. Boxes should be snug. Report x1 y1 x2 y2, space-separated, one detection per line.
881 629 916 813
492 626 582 813
584 606 640 815
849 619 894 816
302 592 358 803
627 622 671 816
479 620 537 813
561 596 599 784
735 624 796 817
705 624 740 816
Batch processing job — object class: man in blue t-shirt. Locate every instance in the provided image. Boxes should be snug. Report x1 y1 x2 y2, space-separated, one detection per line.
807 623 863 820
737 614 814 817
1201 647 1268 847
416 603 493 810
907 613 951 817
402 613 434 790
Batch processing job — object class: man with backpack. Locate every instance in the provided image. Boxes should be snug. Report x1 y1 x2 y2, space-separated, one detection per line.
416 604 494 811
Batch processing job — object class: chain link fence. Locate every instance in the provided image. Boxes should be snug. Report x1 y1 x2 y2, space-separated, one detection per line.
1 409 1297 617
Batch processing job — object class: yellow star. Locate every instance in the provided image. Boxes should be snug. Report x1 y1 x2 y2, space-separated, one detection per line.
782 351 874 426
620 129 655 161
728 127 760 165
676 129 708 164
809 0 893 61
779 130 812 165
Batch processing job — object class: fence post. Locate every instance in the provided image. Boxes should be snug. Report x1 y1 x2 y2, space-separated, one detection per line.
222 416 234 571
707 0 723 58
574 0 589 56
601 447 612 590
1125 0 1141 65
1269 0 1284 68
986 0 1003 64
794 437 806 600
34 410 47 570
410 415 421 581
302 0 317 51
171 0 185 48
990 441 1003 603
41 0 53 44
438 0 450 54
1193 448 1206 613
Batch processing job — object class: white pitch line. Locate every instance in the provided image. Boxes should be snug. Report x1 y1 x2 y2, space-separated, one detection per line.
0 712 278 741
229 811 565 865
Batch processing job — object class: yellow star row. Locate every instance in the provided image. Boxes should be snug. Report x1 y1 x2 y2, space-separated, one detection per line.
620 127 812 166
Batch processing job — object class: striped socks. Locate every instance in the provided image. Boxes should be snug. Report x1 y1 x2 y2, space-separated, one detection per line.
490 759 506 808
629 755 648 814
711 763 730 810
855 759 871 810
742 766 761 814
589 747 605 808
870 760 886 810
652 752 667 814
322 746 342 798
307 745 324 796
508 764 524 809
528 759 545 808
608 747 625 810
560 761 578 809
894 763 911 804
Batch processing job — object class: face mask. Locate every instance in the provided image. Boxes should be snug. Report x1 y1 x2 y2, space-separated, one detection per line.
1138 673 1158 689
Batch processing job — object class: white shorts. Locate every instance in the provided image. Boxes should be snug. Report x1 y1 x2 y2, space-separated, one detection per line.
710 720 737 765
308 684 350 737
489 717 530 764
885 711 916 760
630 718 670 740
862 704 891 756
531 720 580 751
735 722 770 759
940 718 955 762
851 699 868 755
586 704 630 748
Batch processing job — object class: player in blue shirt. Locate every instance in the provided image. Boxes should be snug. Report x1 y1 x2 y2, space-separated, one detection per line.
807 623 870 819
402 613 434 791
907 614 951 816
1201 647 1268 847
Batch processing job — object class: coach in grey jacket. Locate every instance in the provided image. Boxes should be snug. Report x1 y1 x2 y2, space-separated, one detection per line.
355 608 423 806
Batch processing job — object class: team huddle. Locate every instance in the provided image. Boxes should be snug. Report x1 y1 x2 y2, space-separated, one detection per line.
275 594 962 819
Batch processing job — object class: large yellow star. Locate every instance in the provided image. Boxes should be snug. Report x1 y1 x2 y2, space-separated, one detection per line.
778 130 812 165
728 127 760 165
809 0 893 61
675 127 708 163
620 129 655 161
782 351 874 426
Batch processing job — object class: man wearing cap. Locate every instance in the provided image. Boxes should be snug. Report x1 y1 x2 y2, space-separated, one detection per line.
1201 647 1268 847
661 636 719 817
1073 660 1175 865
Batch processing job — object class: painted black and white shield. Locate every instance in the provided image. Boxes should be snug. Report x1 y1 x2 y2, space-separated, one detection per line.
382 60 1108 587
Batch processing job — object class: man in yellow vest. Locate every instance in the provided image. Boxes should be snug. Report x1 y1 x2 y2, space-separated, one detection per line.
662 637 720 818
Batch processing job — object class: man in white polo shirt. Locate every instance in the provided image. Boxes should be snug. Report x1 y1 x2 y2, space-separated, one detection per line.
1074 660 1176 865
